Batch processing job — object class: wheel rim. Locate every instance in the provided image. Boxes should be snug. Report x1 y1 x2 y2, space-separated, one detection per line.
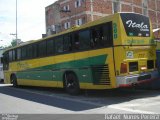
66 74 77 89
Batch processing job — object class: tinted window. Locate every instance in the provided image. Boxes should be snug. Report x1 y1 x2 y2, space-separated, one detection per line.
32 44 38 58
79 30 90 50
120 13 150 37
103 22 113 46
12 50 16 61
17 48 21 60
63 35 72 52
91 22 113 48
27 45 33 59
38 41 46 57
73 32 79 50
9 51 12 62
3 52 9 70
47 39 54 55
21 46 27 59
55 36 63 53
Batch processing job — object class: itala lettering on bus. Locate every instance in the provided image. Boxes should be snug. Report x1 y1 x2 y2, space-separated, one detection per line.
126 20 149 32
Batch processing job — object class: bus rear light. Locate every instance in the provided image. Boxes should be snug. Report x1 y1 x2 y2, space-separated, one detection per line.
120 63 127 74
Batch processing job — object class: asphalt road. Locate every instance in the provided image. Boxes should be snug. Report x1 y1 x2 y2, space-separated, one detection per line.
0 83 160 119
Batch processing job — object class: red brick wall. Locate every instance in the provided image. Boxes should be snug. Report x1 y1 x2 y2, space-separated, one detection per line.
92 0 112 14
46 7 54 26
134 7 142 14
133 0 142 6
148 0 156 10
148 10 157 23
121 4 132 12
60 0 87 18
157 12 160 25
157 0 160 11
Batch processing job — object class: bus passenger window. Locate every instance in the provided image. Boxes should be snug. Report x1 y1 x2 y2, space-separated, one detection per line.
103 22 113 47
21 46 27 60
38 41 46 57
9 51 12 62
91 27 104 48
47 39 54 55
12 50 16 61
63 35 72 52
73 33 79 50
32 44 38 58
55 36 63 53
91 22 113 48
79 30 90 50
3 52 9 70
28 45 33 59
17 48 21 60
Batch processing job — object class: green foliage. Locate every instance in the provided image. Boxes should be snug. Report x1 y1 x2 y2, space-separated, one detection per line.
11 39 17 47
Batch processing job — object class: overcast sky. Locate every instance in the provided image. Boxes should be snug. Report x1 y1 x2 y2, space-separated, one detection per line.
0 0 56 47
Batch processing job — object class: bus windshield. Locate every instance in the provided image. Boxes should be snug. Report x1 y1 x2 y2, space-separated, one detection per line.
120 13 150 37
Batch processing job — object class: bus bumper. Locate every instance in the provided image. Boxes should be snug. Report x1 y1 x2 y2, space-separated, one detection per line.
116 70 159 87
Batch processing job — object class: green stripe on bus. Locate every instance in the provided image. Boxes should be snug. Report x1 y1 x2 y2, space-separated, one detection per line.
17 54 108 82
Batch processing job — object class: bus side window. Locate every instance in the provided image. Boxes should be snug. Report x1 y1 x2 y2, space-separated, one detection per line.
9 50 12 62
63 34 72 52
17 48 21 60
32 44 38 58
73 32 79 50
103 22 113 47
21 46 27 60
55 36 63 53
12 49 16 61
91 27 104 48
28 45 33 59
38 41 47 57
90 22 113 48
47 39 55 56
3 52 9 70
79 30 91 50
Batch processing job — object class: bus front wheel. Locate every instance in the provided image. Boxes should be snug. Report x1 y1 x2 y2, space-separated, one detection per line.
64 72 80 95
11 75 18 87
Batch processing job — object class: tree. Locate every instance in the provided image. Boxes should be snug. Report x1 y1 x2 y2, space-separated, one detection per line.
11 39 17 47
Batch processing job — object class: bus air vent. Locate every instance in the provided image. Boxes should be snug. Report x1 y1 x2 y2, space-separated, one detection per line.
91 64 110 85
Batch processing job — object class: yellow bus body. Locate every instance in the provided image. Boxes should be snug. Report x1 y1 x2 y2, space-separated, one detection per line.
3 13 158 91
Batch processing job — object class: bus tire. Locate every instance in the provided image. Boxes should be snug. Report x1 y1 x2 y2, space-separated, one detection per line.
64 72 80 95
11 75 18 87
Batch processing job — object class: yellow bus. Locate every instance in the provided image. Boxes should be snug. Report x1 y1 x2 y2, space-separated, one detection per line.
3 13 158 94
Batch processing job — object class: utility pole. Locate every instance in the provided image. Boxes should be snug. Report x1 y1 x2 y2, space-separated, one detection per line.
16 0 18 45
16 0 17 39
90 0 93 21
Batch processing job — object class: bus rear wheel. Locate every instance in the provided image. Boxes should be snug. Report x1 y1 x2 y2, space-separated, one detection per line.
11 75 18 87
64 72 80 95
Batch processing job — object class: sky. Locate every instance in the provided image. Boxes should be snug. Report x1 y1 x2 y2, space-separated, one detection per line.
0 0 56 47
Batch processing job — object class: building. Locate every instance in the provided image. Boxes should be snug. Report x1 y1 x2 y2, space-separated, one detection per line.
45 1 61 36
45 0 160 35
